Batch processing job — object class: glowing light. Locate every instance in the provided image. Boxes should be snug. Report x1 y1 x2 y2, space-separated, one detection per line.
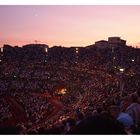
76 48 79 53
58 88 67 95
1 47 3 53
45 48 48 53
119 68 124 72
131 59 134 62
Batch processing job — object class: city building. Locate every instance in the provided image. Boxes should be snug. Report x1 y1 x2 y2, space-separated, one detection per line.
95 40 109 49
108 37 126 48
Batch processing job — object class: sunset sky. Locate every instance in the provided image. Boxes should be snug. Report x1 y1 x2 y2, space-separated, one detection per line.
1 5 140 47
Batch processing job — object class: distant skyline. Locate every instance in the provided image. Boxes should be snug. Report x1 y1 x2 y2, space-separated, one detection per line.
1 5 140 47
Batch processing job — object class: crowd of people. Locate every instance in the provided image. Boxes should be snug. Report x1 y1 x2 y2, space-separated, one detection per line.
0 45 140 134
27 91 140 135
15 93 53 124
0 98 12 122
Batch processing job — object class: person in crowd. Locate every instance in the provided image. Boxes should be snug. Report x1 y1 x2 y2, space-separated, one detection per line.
109 105 134 134
67 113 126 134
125 93 140 127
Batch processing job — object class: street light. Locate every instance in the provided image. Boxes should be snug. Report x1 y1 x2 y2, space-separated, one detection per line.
45 47 48 63
0 47 3 63
75 48 79 64
45 48 48 53
119 68 125 96
1 47 3 53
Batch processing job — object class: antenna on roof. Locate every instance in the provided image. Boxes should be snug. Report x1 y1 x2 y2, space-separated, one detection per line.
35 40 38 44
